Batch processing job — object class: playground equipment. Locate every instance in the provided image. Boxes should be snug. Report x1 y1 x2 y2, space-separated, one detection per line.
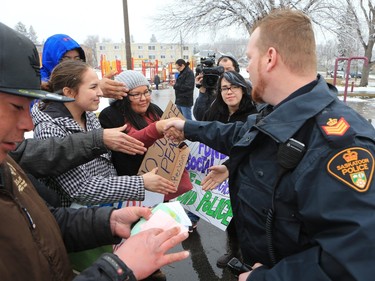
100 54 122 77
333 56 368 103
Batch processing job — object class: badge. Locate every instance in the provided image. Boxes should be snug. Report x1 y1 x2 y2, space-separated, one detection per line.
321 117 350 136
327 147 374 192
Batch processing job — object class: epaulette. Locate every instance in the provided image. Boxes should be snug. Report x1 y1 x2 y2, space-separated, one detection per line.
316 111 355 149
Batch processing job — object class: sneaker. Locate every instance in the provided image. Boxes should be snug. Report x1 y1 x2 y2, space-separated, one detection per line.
188 221 198 233
140 269 166 281
216 253 234 268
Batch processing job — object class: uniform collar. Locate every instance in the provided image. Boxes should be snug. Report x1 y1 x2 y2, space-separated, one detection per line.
255 75 337 143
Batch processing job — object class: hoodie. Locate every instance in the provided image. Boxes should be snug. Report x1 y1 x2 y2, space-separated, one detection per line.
40 34 86 81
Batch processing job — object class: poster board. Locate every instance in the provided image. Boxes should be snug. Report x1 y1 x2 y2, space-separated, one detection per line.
173 141 232 231
134 100 190 207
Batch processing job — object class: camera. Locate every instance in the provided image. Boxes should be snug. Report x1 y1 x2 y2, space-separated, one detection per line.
227 257 252 277
195 54 224 89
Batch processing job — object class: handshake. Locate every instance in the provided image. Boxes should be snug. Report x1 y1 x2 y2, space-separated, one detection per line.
155 117 187 143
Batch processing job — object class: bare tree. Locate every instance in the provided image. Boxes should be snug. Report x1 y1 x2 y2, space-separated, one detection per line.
14 22 28 37
84 35 100 67
28 26 39 44
154 0 337 41
340 0 375 86
150 34 157 43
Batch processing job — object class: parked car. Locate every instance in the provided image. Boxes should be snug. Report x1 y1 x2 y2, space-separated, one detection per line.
350 71 362 78
329 70 351 79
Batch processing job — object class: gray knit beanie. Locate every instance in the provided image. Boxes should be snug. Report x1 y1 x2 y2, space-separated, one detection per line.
115 70 150 90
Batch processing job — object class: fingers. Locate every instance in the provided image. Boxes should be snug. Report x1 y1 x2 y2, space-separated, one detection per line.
155 176 177 194
100 77 128 99
157 227 189 253
202 178 218 191
115 132 146 155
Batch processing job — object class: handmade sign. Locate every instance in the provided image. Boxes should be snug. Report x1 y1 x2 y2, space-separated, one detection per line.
173 140 232 231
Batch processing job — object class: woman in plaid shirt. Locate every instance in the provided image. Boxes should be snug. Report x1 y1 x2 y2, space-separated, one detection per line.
31 60 177 207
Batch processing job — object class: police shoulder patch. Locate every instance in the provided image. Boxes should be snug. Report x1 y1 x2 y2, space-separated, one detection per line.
327 147 374 192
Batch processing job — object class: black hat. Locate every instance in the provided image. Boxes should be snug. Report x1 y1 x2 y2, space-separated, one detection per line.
0 22 73 102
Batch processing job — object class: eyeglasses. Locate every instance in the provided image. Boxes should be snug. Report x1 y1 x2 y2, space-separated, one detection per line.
127 90 152 100
220 85 241 93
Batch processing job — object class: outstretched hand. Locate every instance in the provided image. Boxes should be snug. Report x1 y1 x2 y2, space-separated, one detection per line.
103 125 147 155
99 70 128 99
201 165 229 191
142 167 177 194
115 226 190 280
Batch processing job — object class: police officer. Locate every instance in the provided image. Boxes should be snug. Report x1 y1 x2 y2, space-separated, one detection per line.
165 9 375 281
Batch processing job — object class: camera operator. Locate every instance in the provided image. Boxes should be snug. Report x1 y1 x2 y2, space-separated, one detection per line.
193 55 241 121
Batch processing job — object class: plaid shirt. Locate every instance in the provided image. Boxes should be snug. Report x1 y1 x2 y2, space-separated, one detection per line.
31 103 145 207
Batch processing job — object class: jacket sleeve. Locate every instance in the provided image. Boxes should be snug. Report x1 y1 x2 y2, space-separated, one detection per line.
74 253 136 281
51 206 119 251
127 122 161 148
10 129 107 178
193 90 213 121
174 70 195 92
184 119 251 156
51 207 137 281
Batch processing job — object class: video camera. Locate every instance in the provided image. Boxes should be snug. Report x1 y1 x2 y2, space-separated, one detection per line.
195 54 224 89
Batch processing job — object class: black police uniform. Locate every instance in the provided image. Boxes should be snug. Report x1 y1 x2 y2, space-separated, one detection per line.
183 75 375 280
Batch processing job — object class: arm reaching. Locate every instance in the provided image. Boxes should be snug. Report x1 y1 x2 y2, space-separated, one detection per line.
99 71 128 99
142 167 177 195
103 125 147 155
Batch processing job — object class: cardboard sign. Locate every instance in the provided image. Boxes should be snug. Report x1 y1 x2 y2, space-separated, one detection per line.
136 101 190 207
173 141 232 231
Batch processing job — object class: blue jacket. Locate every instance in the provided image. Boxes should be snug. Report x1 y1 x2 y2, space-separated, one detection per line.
184 75 375 280
40 34 85 81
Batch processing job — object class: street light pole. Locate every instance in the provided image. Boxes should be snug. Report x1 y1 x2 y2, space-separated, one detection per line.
123 0 132 69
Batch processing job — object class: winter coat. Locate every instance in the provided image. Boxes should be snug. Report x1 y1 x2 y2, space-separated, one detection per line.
0 156 136 281
173 67 195 107
40 34 85 82
31 102 145 207
10 129 107 178
182 75 375 281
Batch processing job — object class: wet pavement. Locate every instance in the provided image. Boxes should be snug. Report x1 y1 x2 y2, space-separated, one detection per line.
162 219 237 281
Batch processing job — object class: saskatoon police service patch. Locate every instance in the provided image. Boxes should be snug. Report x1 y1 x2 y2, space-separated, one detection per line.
327 147 374 192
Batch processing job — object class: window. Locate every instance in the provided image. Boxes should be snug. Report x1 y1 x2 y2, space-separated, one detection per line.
149 55 156 59
114 45 120 50
138 55 144 59
183 55 189 60
161 55 166 59
183 46 189 51
99 45 105 51
148 46 155 50
138 46 143 50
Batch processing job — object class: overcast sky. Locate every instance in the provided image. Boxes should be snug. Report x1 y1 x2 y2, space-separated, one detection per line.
0 0 177 44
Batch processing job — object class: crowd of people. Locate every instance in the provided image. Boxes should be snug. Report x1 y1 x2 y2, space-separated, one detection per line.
1 7 375 281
